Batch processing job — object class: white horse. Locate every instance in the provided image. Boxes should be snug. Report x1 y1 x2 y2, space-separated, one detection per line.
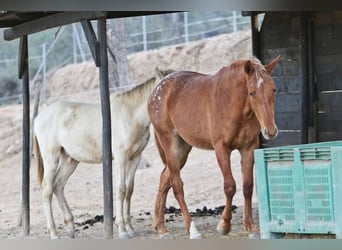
34 68 173 239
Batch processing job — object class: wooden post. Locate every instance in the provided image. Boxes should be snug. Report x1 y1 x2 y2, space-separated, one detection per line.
97 17 113 239
19 35 30 236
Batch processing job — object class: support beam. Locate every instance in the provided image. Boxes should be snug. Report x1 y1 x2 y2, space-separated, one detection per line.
4 11 107 41
19 35 30 236
251 12 261 58
81 20 100 66
97 17 113 239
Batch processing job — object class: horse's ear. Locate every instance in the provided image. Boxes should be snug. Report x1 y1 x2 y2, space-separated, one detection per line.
155 67 164 79
244 60 254 76
265 55 281 74
148 77 156 84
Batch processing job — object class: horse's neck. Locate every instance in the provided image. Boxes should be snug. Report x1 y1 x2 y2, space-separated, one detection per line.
216 67 253 118
110 79 158 124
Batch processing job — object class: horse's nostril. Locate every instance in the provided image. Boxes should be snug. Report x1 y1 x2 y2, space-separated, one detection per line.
264 128 268 136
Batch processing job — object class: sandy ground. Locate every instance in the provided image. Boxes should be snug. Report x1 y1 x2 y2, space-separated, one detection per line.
0 30 261 239
0 113 259 239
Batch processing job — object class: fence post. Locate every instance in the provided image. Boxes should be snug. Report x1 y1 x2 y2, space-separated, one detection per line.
184 12 189 43
142 16 147 51
233 11 237 32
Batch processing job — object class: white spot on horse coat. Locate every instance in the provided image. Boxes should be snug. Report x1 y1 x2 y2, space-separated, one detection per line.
257 77 263 88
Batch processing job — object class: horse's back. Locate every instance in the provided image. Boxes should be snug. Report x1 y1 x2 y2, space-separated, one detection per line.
34 100 103 163
148 71 217 149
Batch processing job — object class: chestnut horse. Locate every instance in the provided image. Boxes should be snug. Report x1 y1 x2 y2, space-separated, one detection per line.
147 56 280 239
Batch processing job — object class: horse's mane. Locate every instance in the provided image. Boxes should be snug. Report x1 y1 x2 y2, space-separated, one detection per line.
110 76 157 111
250 57 267 80
230 57 267 85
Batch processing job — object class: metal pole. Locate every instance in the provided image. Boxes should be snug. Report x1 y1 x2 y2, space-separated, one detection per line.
142 16 147 51
42 42 46 98
20 35 30 236
97 17 113 239
74 23 86 62
184 12 189 43
72 24 77 64
233 11 237 32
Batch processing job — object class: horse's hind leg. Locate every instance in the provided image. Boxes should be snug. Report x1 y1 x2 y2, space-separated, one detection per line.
240 149 259 237
153 132 200 239
153 165 172 238
152 131 172 236
53 151 78 238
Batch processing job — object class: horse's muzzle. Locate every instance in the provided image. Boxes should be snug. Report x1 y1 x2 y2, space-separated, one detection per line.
262 126 278 140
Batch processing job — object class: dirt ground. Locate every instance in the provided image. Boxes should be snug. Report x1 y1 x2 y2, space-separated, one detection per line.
0 30 261 239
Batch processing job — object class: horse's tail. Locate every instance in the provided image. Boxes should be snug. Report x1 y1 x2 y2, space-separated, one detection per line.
34 135 44 187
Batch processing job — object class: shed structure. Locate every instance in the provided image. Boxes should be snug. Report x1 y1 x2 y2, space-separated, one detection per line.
2 10 342 238
247 11 342 148
0 11 166 239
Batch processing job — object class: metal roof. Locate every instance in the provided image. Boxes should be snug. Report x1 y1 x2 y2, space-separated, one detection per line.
0 11 171 40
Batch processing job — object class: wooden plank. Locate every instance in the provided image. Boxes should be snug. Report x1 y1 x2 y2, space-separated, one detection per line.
261 12 302 49
275 93 302 113
318 131 342 142
317 112 342 131
315 23 342 41
315 55 342 75
275 112 302 130
314 11 342 26
314 37 342 56
316 72 342 92
318 92 342 112
4 11 107 41
261 131 303 148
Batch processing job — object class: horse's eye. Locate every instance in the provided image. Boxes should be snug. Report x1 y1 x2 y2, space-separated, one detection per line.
249 92 255 97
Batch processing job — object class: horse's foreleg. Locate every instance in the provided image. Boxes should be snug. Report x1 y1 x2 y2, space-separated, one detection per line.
114 153 130 239
54 155 78 238
215 144 235 235
123 155 141 238
240 149 259 235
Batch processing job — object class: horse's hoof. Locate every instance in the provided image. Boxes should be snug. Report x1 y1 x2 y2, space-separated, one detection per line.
159 232 174 239
50 235 60 240
119 232 130 239
190 233 202 239
66 229 75 238
216 220 230 235
128 230 137 238
248 233 260 239
189 221 202 239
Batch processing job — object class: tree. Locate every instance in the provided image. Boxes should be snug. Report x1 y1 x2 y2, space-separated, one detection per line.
107 18 131 89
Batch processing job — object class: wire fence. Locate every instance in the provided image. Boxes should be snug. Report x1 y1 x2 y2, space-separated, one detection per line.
0 11 254 105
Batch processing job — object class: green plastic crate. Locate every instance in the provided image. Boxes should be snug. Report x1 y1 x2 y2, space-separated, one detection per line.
254 140 342 239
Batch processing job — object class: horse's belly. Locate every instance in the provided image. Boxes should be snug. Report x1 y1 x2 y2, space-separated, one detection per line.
64 144 104 163
177 130 214 150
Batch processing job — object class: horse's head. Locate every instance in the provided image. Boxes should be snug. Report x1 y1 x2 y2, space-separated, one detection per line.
244 55 280 140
